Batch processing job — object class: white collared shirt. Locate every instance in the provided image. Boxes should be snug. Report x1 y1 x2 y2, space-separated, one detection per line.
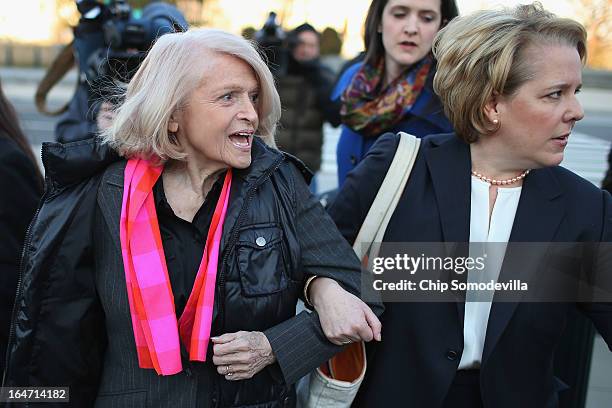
458 176 522 369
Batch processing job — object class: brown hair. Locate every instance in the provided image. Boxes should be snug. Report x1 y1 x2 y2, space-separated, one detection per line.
0 78 43 183
363 0 459 67
432 2 587 143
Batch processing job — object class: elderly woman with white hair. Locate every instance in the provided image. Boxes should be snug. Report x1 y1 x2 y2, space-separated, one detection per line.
3 28 381 407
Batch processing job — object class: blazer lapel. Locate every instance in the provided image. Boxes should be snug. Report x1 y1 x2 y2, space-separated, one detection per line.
507 167 564 243
425 137 472 243
483 167 565 363
97 162 126 254
425 137 472 327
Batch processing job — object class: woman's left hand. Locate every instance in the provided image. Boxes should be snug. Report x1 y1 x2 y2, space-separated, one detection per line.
211 331 276 381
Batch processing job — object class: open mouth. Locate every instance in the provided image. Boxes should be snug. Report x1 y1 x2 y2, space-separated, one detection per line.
229 131 253 149
400 41 418 48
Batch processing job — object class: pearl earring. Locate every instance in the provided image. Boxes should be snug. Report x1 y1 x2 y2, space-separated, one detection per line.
493 119 499 125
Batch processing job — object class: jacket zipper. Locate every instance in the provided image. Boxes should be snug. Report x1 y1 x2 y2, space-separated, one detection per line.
2 144 51 393
216 155 284 329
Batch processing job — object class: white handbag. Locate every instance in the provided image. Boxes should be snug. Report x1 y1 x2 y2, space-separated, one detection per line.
301 132 421 408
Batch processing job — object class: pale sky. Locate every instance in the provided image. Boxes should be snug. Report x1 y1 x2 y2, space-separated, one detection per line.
460 0 574 15
0 0 585 52
210 0 579 56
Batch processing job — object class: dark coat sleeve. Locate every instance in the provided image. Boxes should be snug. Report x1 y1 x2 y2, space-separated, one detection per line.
328 132 400 245
3 176 106 407
0 141 41 376
602 147 612 194
264 159 382 385
577 189 612 349
55 85 99 144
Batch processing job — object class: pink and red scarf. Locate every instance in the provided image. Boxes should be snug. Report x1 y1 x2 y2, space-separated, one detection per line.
120 158 232 375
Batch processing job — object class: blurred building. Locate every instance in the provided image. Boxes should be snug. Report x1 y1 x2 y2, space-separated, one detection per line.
0 0 610 68
0 0 75 45
197 0 371 58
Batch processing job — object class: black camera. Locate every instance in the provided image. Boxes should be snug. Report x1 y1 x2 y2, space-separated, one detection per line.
75 1 188 103
254 12 288 76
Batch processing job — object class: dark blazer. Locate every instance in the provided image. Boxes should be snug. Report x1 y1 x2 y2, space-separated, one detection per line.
329 132 612 408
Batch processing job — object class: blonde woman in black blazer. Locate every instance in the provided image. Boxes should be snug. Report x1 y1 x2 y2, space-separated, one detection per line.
330 4 612 408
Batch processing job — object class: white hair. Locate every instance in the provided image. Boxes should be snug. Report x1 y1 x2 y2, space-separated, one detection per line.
101 28 280 161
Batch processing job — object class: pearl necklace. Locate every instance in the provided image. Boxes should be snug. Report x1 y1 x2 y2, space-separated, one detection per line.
471 169 530 186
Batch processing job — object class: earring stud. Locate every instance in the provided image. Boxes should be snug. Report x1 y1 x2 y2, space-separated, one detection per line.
493 119 499 125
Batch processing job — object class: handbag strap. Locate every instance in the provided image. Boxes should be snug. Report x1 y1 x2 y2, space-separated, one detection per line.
353 132 421 260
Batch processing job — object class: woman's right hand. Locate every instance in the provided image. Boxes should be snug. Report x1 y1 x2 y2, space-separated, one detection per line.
309 277 382 346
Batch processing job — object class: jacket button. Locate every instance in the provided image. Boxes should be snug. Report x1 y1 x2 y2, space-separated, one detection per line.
446 349 459 361
350 155 357 165
256 237 266 247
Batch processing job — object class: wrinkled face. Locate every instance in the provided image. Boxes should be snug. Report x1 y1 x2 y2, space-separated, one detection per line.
380 0 442 75
293 31 320 62
494 45 584 169
170 53 260 171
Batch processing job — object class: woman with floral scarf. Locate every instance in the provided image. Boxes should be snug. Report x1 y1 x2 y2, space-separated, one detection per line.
333 0 458 186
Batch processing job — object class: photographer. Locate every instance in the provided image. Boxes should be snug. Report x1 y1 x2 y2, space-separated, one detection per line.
259 21 337 193
55 0 188 143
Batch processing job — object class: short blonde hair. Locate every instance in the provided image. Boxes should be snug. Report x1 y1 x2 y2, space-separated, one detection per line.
432 2 587 143
101 28 280 161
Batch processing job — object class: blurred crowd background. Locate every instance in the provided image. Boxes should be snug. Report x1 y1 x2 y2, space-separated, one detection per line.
1 2 611 407
0 0 611 70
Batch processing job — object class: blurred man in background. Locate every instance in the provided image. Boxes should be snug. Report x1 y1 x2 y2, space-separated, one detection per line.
273 23 339 193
